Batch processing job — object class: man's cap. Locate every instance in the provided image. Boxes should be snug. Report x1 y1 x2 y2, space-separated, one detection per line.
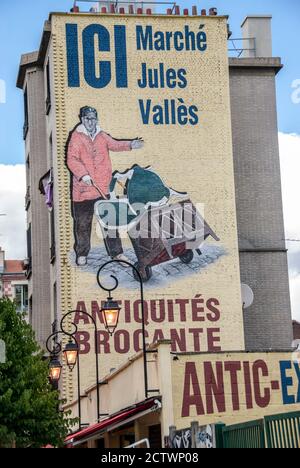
80 106 98 118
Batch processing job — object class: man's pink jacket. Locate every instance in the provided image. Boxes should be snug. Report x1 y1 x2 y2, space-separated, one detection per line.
67 125 131 202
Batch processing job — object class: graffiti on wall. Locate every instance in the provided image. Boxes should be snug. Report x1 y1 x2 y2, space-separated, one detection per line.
196 425 215 449
168 428 192 449
167 424 215 448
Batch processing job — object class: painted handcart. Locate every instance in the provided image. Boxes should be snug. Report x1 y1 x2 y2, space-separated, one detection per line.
95 165 219 282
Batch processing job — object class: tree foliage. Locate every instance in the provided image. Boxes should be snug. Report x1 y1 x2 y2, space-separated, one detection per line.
0 298 76 448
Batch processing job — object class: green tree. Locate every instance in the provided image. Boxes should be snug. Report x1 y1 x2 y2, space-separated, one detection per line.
0 298 76 448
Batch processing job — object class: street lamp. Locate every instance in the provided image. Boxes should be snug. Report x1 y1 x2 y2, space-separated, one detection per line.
101 296 121 336
49 356 62 385
46 308 110 429
63 339 79 371
97 259 150 399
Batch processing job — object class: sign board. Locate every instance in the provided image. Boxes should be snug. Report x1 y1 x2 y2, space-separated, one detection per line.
172 352 300 428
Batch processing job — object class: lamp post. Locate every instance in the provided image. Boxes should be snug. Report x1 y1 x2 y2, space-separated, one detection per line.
64 339 79 371
46 326 82 429
48 355 62 384
97 259 149 399
46 259 150 430
46 308 108 429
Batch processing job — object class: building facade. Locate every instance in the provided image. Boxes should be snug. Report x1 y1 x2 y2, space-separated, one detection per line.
293 321 300 340
17 8 292 351
64 341 300 448
0 247 28 315
17 5 294 446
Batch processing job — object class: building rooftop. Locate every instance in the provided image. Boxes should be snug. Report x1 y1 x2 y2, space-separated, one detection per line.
3 260 24 275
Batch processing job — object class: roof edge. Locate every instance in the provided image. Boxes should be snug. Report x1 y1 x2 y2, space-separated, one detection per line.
229 57 283 75
16 21 51 89
241 15 272 28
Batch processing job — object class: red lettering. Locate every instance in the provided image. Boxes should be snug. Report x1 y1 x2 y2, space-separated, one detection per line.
175 299 189 321
181 362 205 417
204 362 226 414
170 329 186 352
253 360 270 408
206 298 221 322
191 296 205 321
152 329 165 343
97 330 110 354
133 300 148 324
207 328 221 351
189 328 204 352
224 362 241 411
133 329 149 353
124 300 131 323
91 301 104 324
114 330 130 354
167 300 175 322
243 362 253 409
74 302 90 324
150 300 165 323
76 331 90 354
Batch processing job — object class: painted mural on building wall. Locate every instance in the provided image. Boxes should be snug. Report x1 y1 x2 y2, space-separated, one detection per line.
66 105 220 281
52 13 245 387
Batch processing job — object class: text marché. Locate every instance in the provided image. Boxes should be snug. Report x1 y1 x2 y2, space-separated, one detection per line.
66 24 207 126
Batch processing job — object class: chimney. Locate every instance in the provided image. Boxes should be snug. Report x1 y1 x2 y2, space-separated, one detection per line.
241 15 272 58
0 247 4 274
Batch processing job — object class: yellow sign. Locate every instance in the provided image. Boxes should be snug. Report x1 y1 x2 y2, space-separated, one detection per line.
51 13 244 394
172 352 300 428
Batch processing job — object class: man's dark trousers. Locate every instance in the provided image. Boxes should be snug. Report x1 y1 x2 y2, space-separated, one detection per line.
72 198 123 260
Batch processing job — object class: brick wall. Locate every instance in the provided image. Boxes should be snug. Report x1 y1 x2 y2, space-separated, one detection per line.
229 63 293 349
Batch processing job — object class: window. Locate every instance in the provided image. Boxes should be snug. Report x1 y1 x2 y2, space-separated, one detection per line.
14 284 28 313
46 61 51 115
23 87 29 139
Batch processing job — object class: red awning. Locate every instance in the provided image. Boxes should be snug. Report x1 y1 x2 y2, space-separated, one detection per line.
65 398 160 446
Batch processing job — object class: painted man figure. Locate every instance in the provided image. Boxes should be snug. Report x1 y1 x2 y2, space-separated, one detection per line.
67 106 143 266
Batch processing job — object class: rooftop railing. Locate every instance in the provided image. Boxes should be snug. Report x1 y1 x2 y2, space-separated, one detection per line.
68 3 256 57
228 37 256 58
70 1 218 16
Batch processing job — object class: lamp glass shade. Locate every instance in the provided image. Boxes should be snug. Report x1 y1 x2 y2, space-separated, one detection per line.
63 341 79 371
49 358 62 383
101 299 121 336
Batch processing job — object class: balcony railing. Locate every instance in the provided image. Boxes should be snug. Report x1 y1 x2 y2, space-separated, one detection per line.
228 38 256 58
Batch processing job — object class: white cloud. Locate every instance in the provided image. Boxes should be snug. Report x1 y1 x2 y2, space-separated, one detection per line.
279 132 300 322
0 164 26 259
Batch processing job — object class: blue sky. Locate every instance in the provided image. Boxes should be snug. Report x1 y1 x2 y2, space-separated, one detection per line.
0 0 299 165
